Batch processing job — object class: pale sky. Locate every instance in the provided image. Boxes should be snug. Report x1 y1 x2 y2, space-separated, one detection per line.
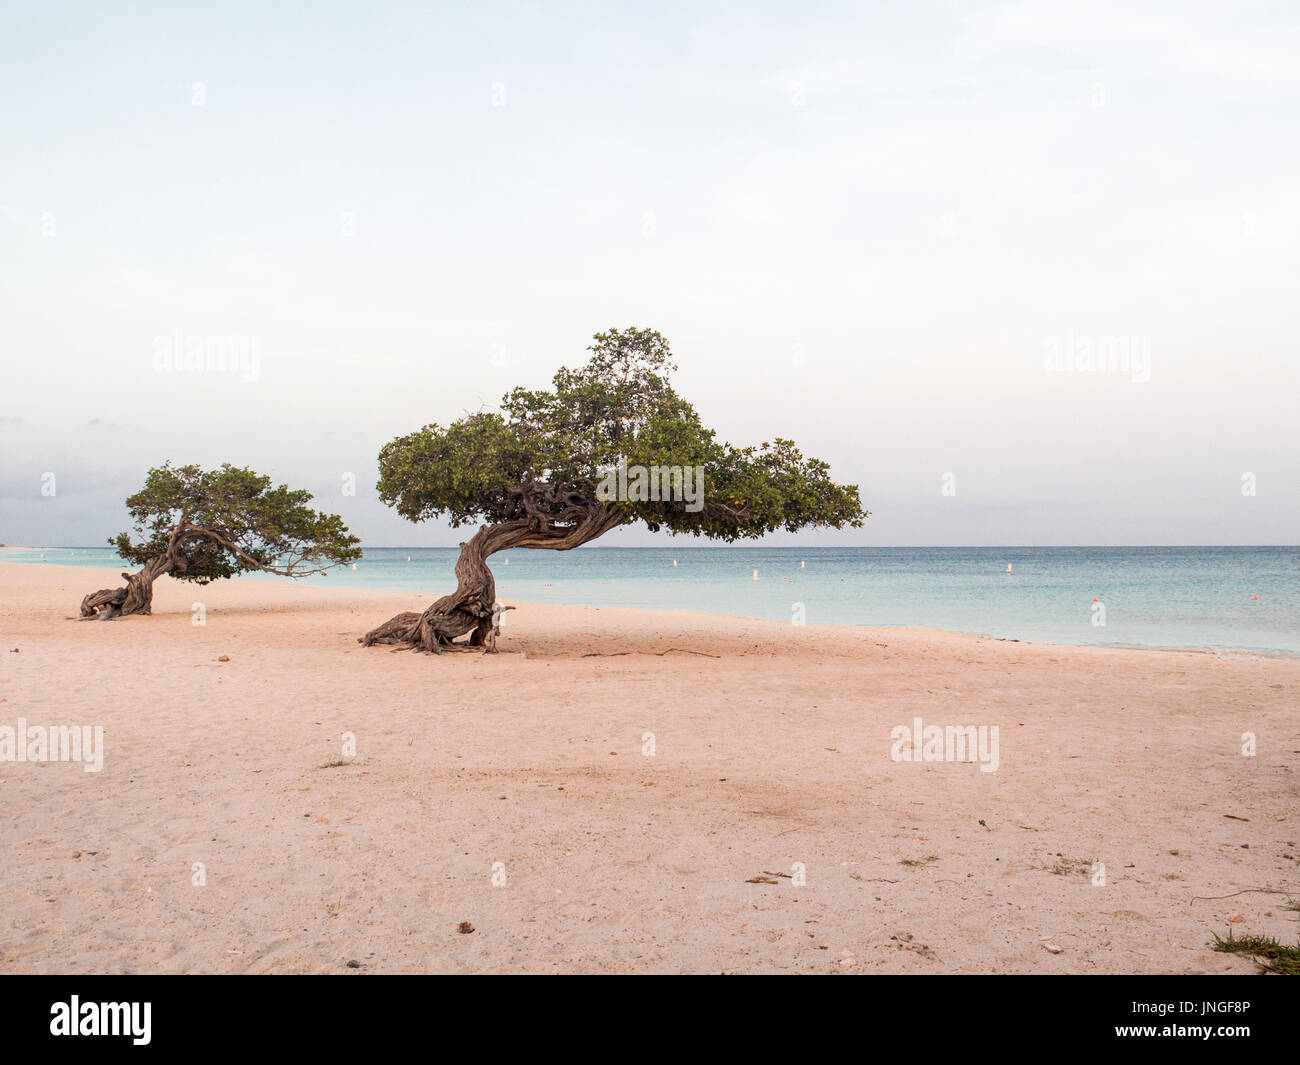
2 1 1297 548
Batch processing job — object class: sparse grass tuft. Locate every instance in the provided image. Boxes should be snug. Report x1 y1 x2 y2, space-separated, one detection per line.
900 854 939 868
1051 856 1095 877
318 759 350 769
1211 930 1300 975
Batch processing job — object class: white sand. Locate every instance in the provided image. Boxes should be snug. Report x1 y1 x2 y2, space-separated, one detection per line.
1 560 1297 973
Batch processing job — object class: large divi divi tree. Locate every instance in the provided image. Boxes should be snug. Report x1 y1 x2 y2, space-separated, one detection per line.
362 327 866 653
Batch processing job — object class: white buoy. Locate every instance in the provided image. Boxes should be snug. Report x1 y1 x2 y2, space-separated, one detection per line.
752 569 759 581
672 559 677 567
1006 563 1012 574
503 557 508 564
800 560 805 569
351 563 357 570
407 556 411 562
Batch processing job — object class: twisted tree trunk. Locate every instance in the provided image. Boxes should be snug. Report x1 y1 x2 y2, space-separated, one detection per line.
79 555 173 619
362 500 623 653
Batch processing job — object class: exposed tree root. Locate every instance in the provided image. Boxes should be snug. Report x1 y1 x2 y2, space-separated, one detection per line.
361 494 622 654
79 556 172 619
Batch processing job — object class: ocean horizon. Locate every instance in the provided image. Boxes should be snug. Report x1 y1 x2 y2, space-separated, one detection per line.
9 544 1297 655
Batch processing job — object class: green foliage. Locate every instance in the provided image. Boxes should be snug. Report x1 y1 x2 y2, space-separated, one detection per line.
377 327 866 539
112 463 362 583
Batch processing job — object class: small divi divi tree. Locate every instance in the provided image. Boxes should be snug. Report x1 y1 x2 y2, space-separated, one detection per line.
80 463 362 619
362 327 866 653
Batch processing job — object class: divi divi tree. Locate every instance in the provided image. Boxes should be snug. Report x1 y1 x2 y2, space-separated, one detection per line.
363 327 866 653
81 463 362 619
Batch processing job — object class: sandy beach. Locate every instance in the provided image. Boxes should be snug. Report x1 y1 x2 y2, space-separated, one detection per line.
1 559 1296 974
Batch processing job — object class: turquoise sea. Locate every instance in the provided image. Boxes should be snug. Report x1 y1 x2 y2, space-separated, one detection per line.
6 545 1298 654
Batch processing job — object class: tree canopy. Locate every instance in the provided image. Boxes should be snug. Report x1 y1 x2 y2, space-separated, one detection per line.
376 327 866 539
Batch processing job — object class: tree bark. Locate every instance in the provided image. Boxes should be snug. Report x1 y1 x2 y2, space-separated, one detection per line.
79 555 173 619
362 502 623 653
